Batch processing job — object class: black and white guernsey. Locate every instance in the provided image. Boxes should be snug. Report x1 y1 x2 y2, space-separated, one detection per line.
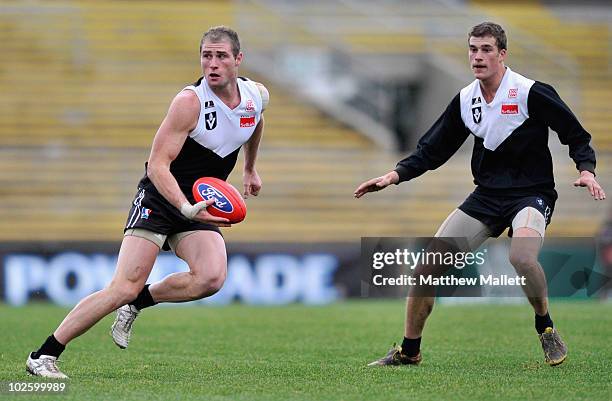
139 76 264 202
394 67 596 197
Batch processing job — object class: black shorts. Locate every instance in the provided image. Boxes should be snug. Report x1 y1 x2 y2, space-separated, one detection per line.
124 181 221 250
458 187 557 237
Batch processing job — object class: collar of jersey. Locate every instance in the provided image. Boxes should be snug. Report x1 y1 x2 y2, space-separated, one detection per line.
477 66 512 107
204 79 244 115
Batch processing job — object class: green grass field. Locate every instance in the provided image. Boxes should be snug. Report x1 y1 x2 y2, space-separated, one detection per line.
1 301 611 401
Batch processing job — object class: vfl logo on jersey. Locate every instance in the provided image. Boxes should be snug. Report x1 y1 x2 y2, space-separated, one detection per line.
205 111 217 130
536 198 544 207
471 96 482 124
195 183 234 213
501 104 519 115
140 208 152 220
204 100 214 109
245 99 255 112
508 88 518 98
240 115 256 128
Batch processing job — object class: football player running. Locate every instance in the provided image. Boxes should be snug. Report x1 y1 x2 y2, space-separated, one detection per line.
27 26 268 379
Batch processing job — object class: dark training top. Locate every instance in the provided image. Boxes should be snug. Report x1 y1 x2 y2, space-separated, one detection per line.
394 67 596 196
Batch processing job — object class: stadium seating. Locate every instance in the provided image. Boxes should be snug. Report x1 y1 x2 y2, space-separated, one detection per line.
0 1 609 242
0 1 434 242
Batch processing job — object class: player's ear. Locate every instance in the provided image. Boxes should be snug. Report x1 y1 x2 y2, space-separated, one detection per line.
235 52 243 67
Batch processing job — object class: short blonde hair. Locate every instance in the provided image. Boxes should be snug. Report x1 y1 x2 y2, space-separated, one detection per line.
200 26 241 57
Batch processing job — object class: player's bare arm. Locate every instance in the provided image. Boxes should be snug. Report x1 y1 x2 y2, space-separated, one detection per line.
147 90 230 226
242 82 268 198
354 171 400 198
243 115 264 198
573 170 606 200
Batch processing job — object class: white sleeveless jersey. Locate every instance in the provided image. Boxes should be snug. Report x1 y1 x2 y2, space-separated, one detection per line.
184 76 263 158
141 76 264 198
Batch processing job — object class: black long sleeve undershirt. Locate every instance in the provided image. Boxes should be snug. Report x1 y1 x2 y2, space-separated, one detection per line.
394 81 596 190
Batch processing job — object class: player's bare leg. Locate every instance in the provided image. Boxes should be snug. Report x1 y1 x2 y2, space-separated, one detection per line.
404 295 435 339
509 226 567 366
111 231 226 349
509 228 548 315
56 236 159 343
150 231 227 302
28 236 159 378
369 209 490 366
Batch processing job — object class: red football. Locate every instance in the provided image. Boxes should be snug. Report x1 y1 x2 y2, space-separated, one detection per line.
192 177 247 224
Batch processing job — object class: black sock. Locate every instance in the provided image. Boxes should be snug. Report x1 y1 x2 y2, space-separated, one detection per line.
32 335 65 359
535 312 554 334
130 284 157 311
401 337 421 357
